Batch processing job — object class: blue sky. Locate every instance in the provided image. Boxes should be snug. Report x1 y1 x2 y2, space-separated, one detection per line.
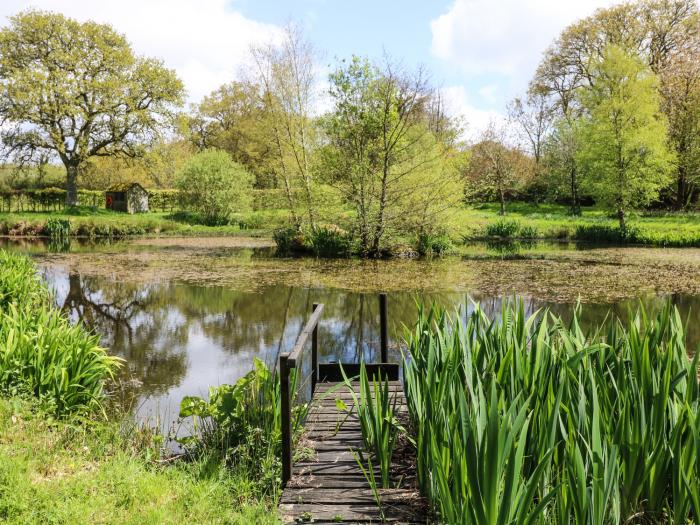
2 0 618 134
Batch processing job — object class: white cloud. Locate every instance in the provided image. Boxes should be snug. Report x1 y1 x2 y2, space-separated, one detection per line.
440 85 505 140
0 0 282 103
431 0 617 102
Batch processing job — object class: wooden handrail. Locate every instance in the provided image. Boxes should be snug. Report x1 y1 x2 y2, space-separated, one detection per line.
280 302 324 485
287 303 324 367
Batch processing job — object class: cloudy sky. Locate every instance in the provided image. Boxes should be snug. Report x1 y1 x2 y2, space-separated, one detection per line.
1 0 618 134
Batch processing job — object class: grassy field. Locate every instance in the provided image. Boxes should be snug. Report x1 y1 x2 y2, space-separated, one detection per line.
2 202 700 248
0 399 277 525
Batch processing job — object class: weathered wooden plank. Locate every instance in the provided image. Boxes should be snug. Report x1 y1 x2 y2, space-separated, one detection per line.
280 488 420 504
279 503 417 522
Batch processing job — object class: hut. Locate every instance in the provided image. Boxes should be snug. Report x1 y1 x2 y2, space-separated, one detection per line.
105 183 149 214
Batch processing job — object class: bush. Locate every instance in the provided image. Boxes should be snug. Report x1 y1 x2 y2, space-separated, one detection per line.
273 227 310 255
485 219 520 238
43 217 71 239
518 224 539 239
176 149 254 226
0 251 121 414
309 225 353 257
416 232 453 256
574 224 640 243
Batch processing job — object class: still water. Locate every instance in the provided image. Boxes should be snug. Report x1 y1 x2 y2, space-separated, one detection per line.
4 237 700 431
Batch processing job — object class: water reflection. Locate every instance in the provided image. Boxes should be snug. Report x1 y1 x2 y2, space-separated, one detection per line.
35 265 700 430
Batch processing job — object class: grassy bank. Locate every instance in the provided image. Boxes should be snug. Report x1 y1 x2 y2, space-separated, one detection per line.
2 201 700 250
0 250 281 524
0 399 276 525
0 207 289 239
455 202 700 247
400 301 700 523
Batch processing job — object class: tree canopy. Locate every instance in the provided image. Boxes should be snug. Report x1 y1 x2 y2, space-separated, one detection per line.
0 10 184 205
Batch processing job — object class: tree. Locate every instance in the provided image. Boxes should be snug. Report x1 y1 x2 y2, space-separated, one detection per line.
176 149 253 225
507 92 554 165
576 46 674 229
0 10 184 205
321 56 462 257
530 0 700 207
659 48 700 208
543 117 584 214
188 81 274 187
250 24 318 230
467 122 534 215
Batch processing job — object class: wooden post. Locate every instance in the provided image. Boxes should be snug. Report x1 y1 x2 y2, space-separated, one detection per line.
311 303 319 392
379 293 388 363
279 352 292 485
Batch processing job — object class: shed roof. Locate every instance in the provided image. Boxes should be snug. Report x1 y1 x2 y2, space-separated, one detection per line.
107 182 147 193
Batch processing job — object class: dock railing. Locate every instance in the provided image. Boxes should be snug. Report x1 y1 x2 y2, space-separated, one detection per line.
279 293 389 486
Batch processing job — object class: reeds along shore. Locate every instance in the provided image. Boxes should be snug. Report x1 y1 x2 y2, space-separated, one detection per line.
401 301 700 524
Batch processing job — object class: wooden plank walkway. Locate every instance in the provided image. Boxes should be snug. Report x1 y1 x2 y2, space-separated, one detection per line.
279 381 426 524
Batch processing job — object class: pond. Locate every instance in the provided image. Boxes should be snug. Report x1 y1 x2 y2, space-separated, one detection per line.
3 236 700 432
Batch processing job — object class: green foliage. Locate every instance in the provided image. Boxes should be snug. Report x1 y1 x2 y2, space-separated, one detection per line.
0 398 277 525
176 149 254 226
43 218 71 239
272 227 310 255
322 55 462 257
178 358 306 496
309 225 353 257
576 45 675 228
0 251 121 414
0 10 185 205
485 218 521 238
403 300 700 523
416 231 453 256
518 224 539 238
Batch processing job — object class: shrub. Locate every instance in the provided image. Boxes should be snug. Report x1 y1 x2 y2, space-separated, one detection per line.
273 227 310 255
309 225 352 257
43 217 71 239
518 224 539 239
574 223 641 243
176 149 254 226
0 251 121 414
485 219 520 238
416 232 453 256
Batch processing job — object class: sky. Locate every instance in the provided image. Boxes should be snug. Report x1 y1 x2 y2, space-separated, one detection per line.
1 0 619 135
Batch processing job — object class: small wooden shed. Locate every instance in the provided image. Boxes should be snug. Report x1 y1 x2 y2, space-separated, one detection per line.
105 183 149 214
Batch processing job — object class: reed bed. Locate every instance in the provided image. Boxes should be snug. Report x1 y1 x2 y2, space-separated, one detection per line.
403 301 700 524
0 250 121 414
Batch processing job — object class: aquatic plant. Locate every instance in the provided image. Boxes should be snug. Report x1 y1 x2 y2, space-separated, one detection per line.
403 300 700 524
179 357 308 495
485 219 521 238
43 217 71 239
0 250 121 414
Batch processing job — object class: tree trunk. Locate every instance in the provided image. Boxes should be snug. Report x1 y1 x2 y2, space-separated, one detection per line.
65 163 79 207
676 168 688 210
617 206 626 231
499 189 506 216
570 166 581 216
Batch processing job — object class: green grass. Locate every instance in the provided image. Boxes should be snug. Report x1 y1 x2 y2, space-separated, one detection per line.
0 398 278 525
403 300 700 523
453 202 700 247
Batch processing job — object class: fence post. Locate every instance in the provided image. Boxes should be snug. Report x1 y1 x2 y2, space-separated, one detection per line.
312 303 319 392
279 352 292 485
379 293 388 363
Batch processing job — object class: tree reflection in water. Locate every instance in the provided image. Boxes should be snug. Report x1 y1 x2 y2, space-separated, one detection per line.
44 269 700 430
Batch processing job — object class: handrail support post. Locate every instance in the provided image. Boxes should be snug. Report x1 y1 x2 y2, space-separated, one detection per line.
280 352 292 485
379 293 388 363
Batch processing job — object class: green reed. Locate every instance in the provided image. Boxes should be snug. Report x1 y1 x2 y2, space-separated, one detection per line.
403 301 700 524
0 250 121 414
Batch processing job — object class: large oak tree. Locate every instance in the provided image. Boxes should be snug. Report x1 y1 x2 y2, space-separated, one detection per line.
0 10 184 205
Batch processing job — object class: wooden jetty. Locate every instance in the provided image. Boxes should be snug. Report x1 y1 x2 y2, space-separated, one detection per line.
278 294 426 524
